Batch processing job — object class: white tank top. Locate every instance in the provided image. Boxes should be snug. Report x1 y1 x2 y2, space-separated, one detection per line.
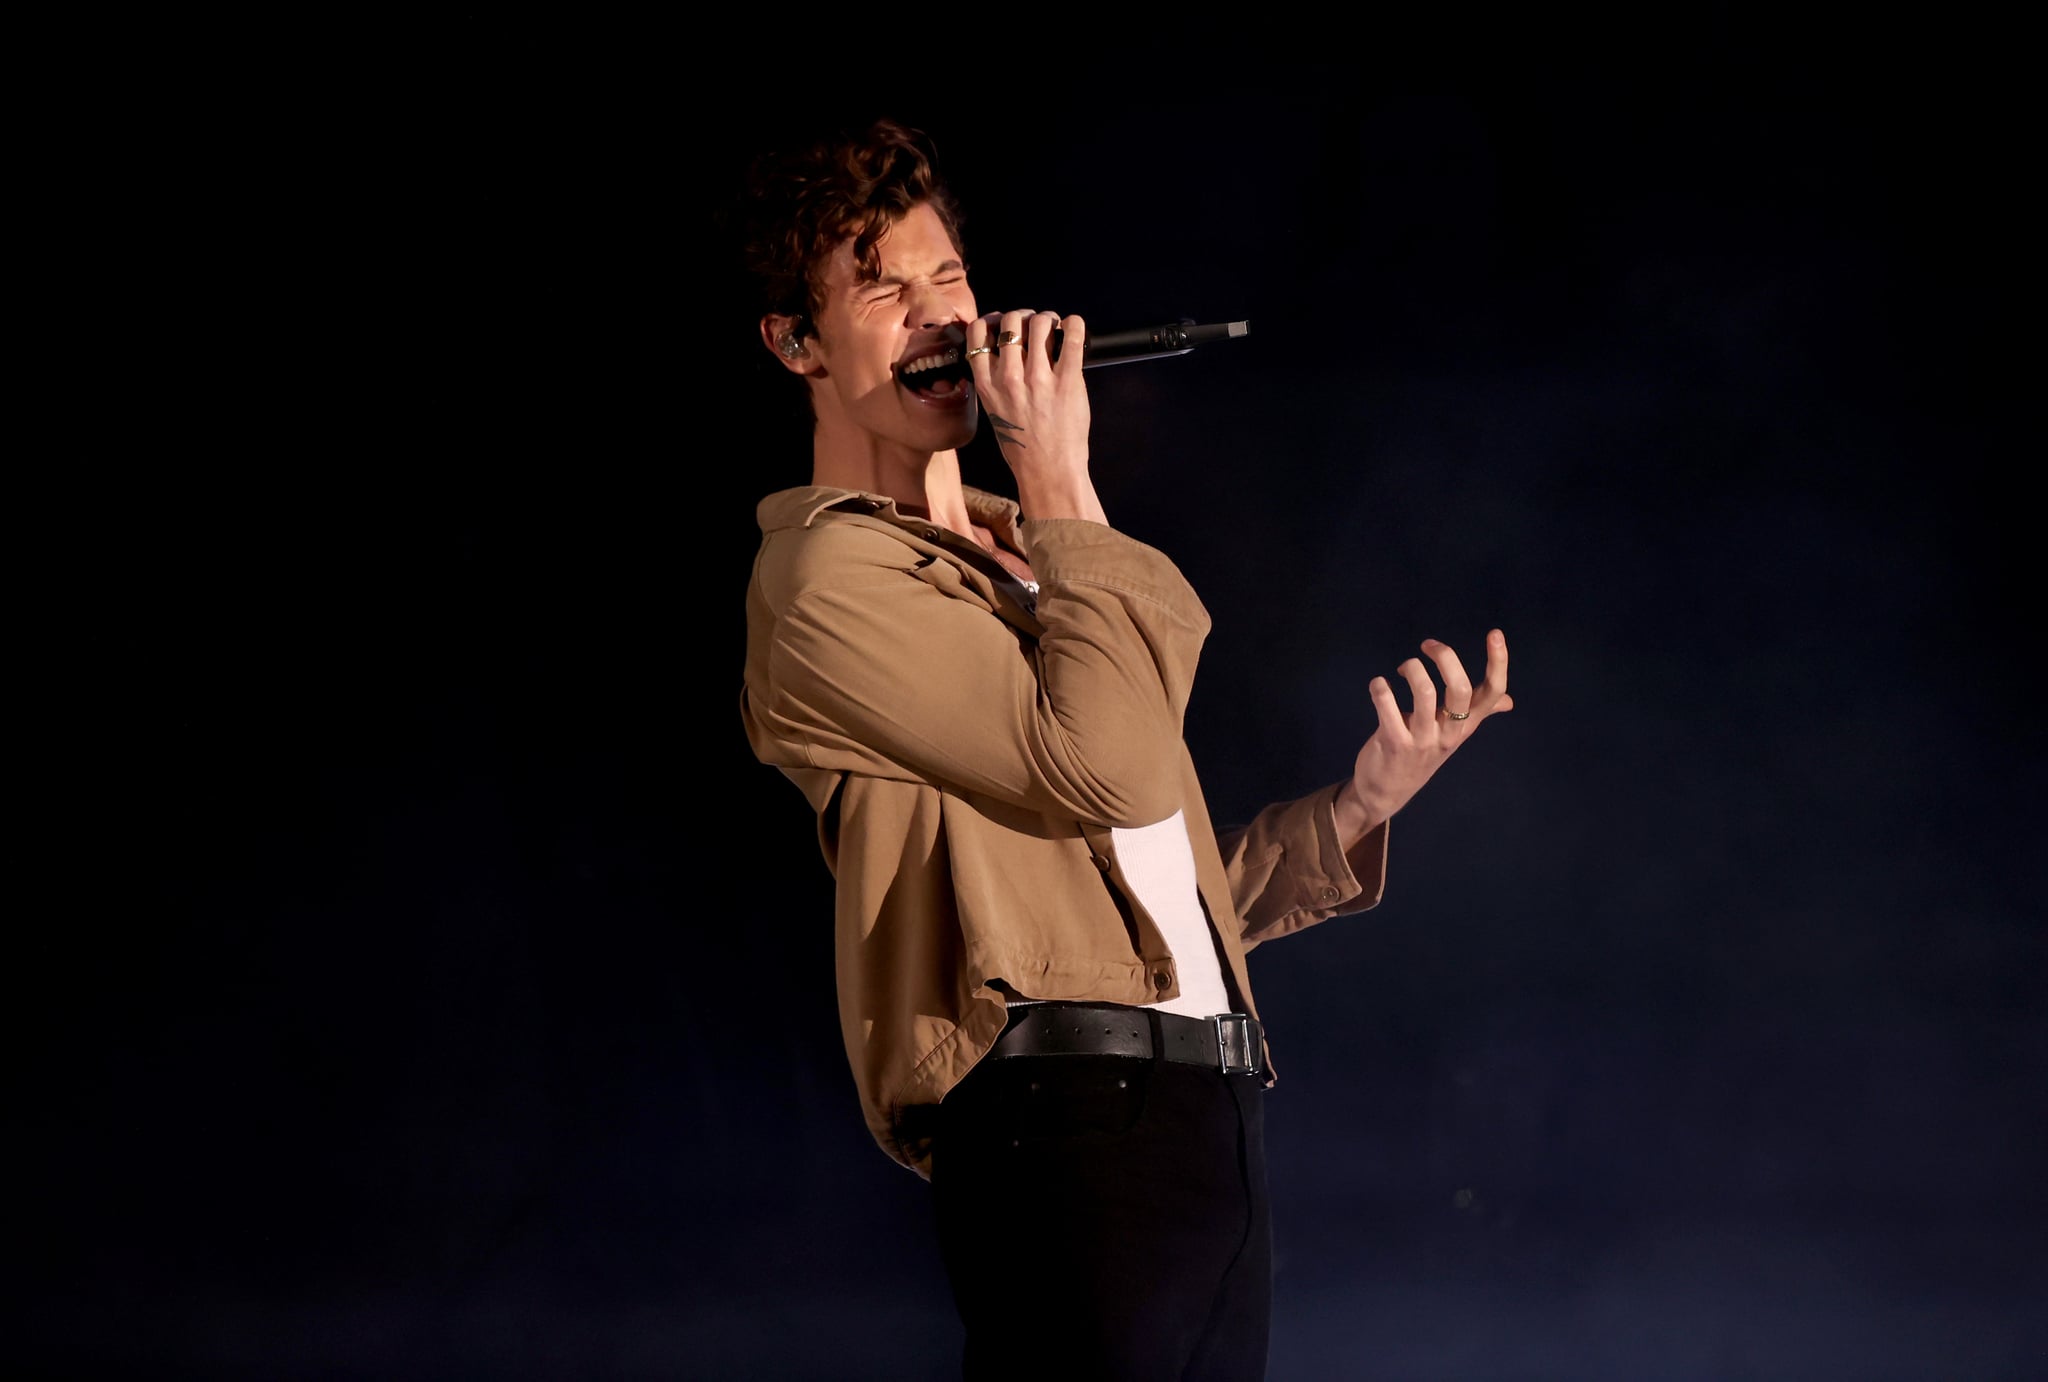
1109 810 1234 1018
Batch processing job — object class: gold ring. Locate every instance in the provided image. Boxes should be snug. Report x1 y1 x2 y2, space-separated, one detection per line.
965 345 996 357
997 330 1024 347
1441 708 1472 721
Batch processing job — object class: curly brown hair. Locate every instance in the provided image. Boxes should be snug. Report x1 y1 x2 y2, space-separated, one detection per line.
737 118 966 349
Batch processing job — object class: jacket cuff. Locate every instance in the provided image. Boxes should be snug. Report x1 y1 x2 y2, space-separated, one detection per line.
1020 519 1210 622
1238 782 1390 946
1300 779 1388 917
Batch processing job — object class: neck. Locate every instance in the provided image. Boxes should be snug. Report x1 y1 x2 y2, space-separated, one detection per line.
812 432 974 536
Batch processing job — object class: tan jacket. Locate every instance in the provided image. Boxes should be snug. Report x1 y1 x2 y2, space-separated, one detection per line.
741 484 1390 1176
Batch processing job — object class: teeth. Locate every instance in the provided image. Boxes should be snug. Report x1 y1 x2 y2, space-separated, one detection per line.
901 347 960 375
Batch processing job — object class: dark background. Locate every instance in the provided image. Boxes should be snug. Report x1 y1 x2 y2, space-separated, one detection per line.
25 13 2042 1381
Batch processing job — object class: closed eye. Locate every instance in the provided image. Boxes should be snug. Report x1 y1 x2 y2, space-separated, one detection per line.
862 273 966 301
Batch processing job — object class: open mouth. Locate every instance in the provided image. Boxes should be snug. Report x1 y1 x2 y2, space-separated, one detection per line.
896 345 971 400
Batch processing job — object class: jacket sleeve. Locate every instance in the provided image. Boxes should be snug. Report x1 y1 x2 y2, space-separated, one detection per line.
1216 781 1391 949
753 516 1212 830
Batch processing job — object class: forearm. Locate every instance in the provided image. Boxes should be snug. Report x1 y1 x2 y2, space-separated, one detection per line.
761 518 1210 826
1331 777 1386 853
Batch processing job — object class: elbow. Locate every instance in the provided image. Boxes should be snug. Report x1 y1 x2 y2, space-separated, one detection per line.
1060 727 1187 828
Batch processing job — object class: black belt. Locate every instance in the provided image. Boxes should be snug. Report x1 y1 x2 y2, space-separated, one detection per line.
988 1001 1267 1076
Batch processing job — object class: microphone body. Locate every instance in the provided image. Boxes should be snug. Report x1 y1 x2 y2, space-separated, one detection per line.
1051 318 1250 368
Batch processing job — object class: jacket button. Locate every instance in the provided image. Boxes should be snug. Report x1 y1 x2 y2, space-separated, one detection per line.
1091 853 1111 871
921 527 940 540
1152 970 1171 991
1321 885 1339 901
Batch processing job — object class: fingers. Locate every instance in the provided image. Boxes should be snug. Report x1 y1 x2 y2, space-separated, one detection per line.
1055 313 1086 377
977 309 1067 369
1420 638 1473 712
968 308 1044 397
995 308 1035 379
1419 629 1511 724
1396 657 1438 735
1482 629 1509 706
965 312 1000 391
1023 309 1060 372
1367 675 1413 746
1461 628 1509 719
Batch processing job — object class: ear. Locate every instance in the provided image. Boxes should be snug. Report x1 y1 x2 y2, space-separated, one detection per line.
759 313 817 376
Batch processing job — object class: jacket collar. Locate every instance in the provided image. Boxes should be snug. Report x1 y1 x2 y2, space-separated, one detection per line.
756 485 1027 554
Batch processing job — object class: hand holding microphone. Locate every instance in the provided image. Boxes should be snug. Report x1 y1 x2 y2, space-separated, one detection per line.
963 310 1251 519
964 309 1102 523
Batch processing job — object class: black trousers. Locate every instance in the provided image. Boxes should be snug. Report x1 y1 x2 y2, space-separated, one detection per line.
928 1052 1272 1382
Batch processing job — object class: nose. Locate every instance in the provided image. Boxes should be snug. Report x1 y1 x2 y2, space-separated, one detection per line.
905 282 961 331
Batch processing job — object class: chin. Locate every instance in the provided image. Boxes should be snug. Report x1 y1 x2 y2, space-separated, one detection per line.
937 415 978 452
906 407 977 456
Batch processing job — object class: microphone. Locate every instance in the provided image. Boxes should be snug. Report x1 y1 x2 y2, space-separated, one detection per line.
1053 318 1251 369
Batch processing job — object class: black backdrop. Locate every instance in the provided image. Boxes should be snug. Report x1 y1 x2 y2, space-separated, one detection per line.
25 14 2042 1381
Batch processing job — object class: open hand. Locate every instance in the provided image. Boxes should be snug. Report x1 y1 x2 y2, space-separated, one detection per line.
1335 629 1513 843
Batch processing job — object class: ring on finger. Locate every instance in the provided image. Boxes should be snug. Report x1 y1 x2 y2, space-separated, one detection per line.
997 330 1024 347
1440 708 1472 721
965 345 996 357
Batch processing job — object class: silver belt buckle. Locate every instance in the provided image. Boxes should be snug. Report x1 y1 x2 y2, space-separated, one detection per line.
1213 1014 1258 1074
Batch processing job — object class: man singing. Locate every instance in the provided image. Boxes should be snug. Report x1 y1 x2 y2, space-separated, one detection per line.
736 117 1512 1381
